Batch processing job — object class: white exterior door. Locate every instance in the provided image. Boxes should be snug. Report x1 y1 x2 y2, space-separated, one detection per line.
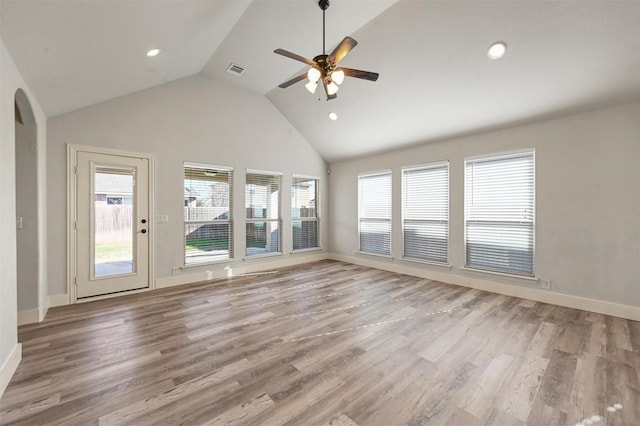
74 150 151 298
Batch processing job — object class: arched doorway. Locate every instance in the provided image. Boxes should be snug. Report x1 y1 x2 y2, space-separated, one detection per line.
14 89 40 323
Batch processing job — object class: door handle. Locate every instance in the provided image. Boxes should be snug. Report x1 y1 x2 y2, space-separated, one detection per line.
139 229 147 234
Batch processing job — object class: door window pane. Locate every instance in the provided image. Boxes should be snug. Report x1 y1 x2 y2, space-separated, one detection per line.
94 168 134 277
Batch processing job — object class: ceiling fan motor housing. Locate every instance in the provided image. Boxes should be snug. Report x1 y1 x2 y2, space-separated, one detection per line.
313 54 335 79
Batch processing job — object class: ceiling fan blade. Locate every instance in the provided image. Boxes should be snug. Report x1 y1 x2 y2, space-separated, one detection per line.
321 79 337 101
278 73 308 89
341 67 379 82
274 49 316 66
327 36 358 64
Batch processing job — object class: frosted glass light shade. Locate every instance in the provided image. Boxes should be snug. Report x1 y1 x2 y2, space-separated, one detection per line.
305 81 318 94
307 67 321 83
327 81 339 95
332 69 345 85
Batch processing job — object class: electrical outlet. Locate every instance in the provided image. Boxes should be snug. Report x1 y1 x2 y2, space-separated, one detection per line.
156 215 169 223
16 216 23 229
172 267 181 276
540 279 551 290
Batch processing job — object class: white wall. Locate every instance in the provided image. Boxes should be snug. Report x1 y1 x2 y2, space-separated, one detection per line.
47 74 328 297
329 102 640 311
0 36 48 397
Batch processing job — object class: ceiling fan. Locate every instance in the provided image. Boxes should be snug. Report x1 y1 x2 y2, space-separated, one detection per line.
274 0 379 101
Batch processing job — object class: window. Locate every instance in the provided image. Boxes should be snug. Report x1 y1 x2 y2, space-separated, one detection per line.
358 171 392 256
402 162 449 264
184 164 233 265
292 176 320 250
465 151 535 275
246 171 282 256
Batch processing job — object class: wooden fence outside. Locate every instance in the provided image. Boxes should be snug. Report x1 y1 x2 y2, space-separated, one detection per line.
95 205 133 244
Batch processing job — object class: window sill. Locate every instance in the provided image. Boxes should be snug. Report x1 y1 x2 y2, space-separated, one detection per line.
182 258 234 269
461 267 538 283
243 252 283 261
401 257 452 270
355 250 393 260
291 247 323 254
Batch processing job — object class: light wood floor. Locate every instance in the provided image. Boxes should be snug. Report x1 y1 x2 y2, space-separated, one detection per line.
2 260 639 425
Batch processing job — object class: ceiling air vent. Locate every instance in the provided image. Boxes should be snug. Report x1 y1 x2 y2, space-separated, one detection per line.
226 63 245 76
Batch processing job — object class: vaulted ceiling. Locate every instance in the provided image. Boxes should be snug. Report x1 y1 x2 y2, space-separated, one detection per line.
3 0 640 162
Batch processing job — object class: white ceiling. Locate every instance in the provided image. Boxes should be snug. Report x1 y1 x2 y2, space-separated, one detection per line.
2 0 640 162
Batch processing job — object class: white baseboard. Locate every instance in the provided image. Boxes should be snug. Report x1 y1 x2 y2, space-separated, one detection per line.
48 293 70 308
329 253 640 321
17 309 39 326
17 294 55 325
156 252 330 289
39 296 50 321
34 254 640 321
0 343 22 400
17 296 52 325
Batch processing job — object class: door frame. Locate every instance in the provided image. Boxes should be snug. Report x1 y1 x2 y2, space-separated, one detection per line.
67 144 155 303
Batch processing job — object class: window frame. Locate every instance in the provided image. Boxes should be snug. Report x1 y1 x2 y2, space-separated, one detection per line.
357 169 393 257
245 169 283 258
401 161 450 265
291 174 321 252
183 162 234 266
464 149 536 276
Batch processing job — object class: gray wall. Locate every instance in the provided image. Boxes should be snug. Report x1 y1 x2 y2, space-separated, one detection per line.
1 35 48 391
47 74 328 296
329 101 640 307
15 97 39 311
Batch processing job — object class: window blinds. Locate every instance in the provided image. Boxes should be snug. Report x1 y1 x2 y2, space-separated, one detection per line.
358 171 392 256
183 164 233 264
245 172 282 256
292 176 319 250
465 151 535 275
402 162 449 263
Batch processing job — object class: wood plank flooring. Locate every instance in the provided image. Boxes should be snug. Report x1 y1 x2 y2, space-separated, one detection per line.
1 260 639 425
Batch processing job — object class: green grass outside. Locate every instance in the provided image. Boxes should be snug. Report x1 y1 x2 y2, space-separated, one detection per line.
95 241 133 262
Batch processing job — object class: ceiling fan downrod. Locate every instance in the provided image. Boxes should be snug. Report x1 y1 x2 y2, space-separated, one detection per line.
319 0 330 55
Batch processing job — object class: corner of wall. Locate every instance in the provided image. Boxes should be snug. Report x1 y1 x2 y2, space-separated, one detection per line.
328 253 640 322
0 343 22 400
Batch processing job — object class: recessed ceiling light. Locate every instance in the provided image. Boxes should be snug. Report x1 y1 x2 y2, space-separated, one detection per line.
487 41 507 60
328 112 338 121
146 48 161 57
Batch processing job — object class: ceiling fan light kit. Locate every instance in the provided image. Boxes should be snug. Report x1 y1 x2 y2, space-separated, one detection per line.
274 0 379 101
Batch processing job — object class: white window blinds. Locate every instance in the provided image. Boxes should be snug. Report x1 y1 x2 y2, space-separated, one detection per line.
402 162 449 263
358 171 392 256
183 164 233 265
292 176 319 250
245 172 282 256
465 151 535 276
